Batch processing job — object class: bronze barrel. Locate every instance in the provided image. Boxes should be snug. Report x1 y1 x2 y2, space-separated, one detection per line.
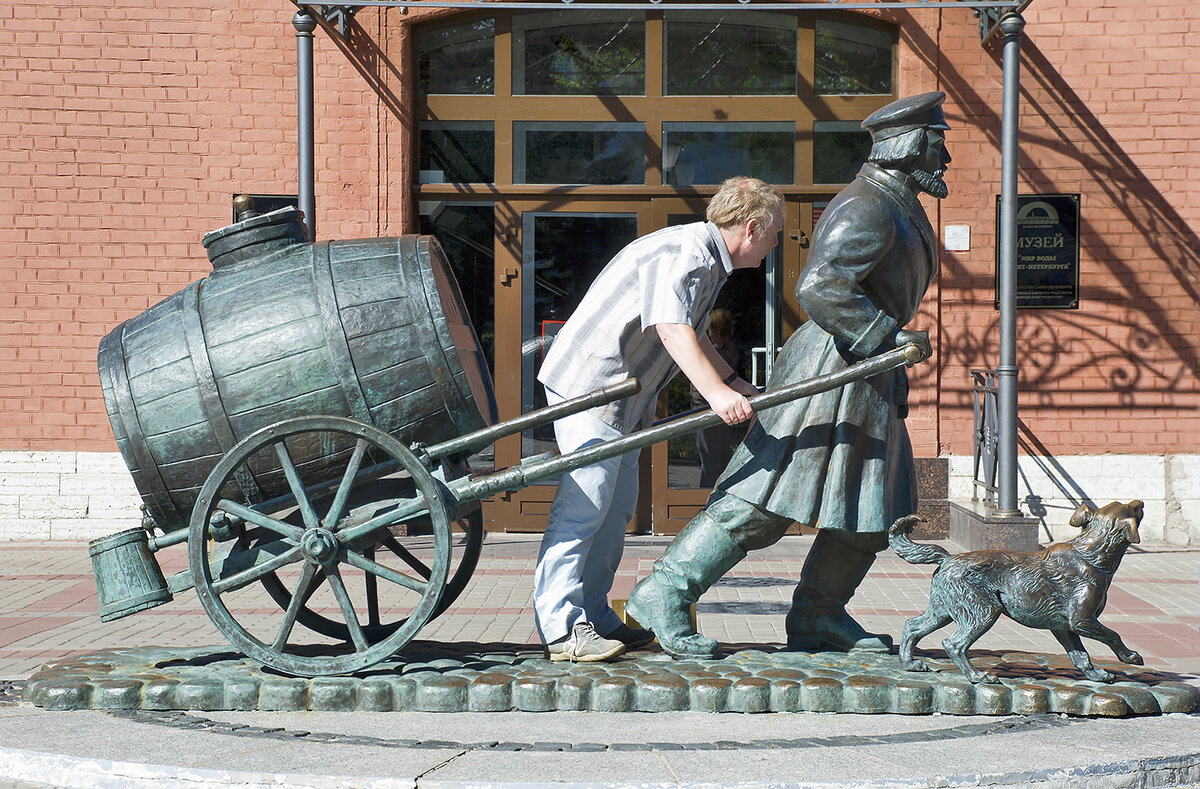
98 207 497 533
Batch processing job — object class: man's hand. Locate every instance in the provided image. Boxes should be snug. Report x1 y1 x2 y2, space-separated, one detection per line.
707 385 754 426
656 323 754 426
892 329 931 361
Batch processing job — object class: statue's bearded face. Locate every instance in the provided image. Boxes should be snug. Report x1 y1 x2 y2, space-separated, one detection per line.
910 129 951 198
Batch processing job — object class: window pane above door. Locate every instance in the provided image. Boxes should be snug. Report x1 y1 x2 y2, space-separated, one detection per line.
664 12 797 96
419 122 495 184
663 123 795 186
515 11 646 96
814 18 894 96
418 18 496 95
813 121 871 184
515 122 645 185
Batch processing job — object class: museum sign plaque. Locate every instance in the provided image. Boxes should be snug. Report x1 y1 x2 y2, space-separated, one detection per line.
994 193 1080 309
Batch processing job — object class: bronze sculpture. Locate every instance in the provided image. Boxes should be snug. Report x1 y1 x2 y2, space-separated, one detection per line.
626 92 951 659
89 200 926 677
890 500 1146 684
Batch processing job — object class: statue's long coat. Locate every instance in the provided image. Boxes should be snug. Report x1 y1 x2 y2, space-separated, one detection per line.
715 163 937 533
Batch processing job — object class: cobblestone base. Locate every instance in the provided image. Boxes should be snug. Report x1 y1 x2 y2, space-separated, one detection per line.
21 643 1199 717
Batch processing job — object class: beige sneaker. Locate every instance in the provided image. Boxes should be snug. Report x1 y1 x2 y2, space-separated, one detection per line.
547 622 626 662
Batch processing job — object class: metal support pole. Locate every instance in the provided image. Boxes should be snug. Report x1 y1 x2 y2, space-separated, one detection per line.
293 11 317 241
996 12 1025 515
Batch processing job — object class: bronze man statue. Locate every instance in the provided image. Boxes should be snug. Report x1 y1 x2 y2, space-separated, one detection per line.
626 92 951 659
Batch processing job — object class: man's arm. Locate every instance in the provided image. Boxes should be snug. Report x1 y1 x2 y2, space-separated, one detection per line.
699 334 760 397
656 323 753 425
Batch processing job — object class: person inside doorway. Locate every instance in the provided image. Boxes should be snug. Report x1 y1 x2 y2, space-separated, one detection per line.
690 308 750 487
534 176 784 662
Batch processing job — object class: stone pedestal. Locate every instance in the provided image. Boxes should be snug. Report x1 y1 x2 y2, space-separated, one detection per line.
21 644 1198 717
949 500 1041 551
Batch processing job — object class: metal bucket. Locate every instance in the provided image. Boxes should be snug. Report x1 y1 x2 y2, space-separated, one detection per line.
88 528 172 622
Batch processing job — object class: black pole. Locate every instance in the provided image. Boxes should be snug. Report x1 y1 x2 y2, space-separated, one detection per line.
293 10 317 241
996 13 1024 515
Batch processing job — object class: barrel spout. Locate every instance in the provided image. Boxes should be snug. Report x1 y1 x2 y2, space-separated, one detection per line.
201 197 309 270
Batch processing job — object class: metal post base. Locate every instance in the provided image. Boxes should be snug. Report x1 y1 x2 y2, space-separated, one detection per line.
949 500 1040 552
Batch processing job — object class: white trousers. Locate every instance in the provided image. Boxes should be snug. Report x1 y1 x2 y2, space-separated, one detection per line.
533 389 639 645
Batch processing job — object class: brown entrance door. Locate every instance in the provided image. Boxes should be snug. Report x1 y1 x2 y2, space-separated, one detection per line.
486 196 811 534
490 199 652 532
647 197 809 534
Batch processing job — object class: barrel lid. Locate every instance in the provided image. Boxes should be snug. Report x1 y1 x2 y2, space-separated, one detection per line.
203 198 309 270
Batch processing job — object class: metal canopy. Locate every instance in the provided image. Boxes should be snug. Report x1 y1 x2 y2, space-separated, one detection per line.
305 0 1021 7
300 0 1029 41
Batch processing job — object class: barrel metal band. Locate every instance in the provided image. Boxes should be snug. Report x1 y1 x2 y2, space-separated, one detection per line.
405 236 459 429
312 241 373 425
180 281 266 505
100 326 184 528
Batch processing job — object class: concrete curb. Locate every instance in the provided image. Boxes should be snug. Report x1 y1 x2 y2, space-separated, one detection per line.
0 746 411 789
4 744 1200 789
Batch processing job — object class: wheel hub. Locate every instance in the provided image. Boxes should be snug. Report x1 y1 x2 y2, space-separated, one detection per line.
300 528 339 565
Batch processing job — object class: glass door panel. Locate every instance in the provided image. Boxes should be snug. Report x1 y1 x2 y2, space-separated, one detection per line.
419 201 497 473
490 201 650 533
520 212 639 458
650 197 799 533
658 211 780 491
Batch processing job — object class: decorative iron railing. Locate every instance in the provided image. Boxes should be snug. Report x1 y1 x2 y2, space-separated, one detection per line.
970 369 999 505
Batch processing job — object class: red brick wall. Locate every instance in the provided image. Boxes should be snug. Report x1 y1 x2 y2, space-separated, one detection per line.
933 0 1200 456
0 0 380 449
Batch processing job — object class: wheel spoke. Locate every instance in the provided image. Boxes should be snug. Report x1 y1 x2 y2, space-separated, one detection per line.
301 568 325 605
212 545 304 595
271 561 319 651
274 440 321 530
364 546 380 628
337 495 431 545
325 565 368 652
380 532 432 580
341 548 428 593
324 438 369 530
218 499 305 542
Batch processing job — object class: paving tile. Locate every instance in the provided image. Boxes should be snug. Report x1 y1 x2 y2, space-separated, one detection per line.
0 537 1197 685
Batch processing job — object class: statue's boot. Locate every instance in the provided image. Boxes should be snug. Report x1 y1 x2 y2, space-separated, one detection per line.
785 530 893 653
625 512 745 659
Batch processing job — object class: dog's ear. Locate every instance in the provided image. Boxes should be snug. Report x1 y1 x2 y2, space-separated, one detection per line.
1122 500 1144 545
1069 503 1094 528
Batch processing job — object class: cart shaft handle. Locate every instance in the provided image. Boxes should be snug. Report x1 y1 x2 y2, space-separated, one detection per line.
452 343 926 501
422 377 641 461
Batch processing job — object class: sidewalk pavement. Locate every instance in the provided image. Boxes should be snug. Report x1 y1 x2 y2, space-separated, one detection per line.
0 534 1198 787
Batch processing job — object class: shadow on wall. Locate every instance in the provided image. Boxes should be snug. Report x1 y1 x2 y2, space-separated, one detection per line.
901 22 1200 411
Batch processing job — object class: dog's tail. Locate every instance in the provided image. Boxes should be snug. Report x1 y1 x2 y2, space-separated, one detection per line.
888 515 950 566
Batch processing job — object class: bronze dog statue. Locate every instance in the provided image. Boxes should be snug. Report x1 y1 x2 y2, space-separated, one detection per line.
888 500 1145 684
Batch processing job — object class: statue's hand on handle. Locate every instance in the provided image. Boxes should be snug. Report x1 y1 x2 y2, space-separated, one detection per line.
892 328 931 363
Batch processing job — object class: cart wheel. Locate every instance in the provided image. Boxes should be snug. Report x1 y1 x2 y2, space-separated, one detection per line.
188 416 451 677
255 504 482 640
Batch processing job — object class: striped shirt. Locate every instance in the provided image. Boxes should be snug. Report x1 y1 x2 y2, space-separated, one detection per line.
538 221 733 432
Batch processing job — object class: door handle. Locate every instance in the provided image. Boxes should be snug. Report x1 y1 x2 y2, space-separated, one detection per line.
790 230 809 249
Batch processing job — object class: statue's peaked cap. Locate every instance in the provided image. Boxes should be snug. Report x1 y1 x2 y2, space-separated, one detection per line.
861 91 949 140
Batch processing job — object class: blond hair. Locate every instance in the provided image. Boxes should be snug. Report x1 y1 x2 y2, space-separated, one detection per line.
706 177 783 239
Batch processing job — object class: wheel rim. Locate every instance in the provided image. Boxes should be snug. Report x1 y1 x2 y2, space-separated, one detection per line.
188 416 451 677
